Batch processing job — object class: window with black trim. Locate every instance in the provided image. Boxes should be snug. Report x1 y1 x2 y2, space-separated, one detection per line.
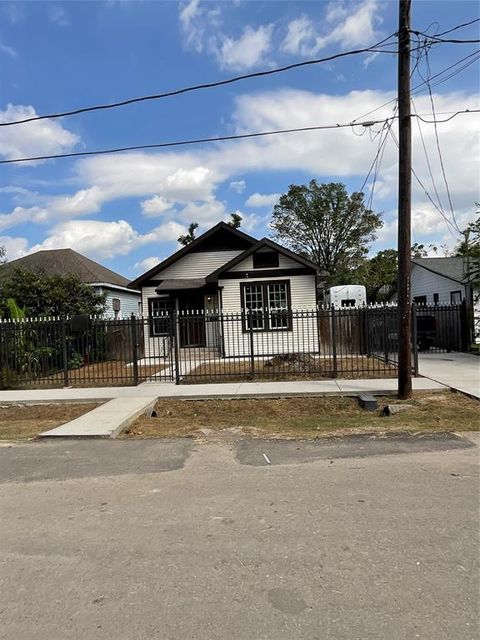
148 297 172 336
433 293 439 305
414 295 427 305
253 251 279 269
341 299 356 308
241 280 291 331
450 290 462 304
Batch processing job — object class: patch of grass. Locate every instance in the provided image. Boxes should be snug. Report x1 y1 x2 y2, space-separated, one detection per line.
182 356 397 384
122 391 479 440
0 402 103 441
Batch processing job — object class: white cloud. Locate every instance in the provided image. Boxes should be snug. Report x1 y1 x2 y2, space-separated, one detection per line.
245 192 281 208
30 219 186 260
0 234 29 260
0 206 49 232
229 180 246 194
179 197 226 226
141 195 173 217
212 24 273 70
134 256 163 273
0 104 79 162
0 41 17 58
48 6 70 27
281 0 383 56
179 0 203 52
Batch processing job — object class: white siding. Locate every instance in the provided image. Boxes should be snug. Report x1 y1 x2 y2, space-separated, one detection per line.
158 251 242 278
411 264 467 304
228 253 303 271
94 286 141 319
219 274 318 357
140 286 172 359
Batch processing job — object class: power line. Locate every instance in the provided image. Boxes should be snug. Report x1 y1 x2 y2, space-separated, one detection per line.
0 35 399 128
1 109 477 166
422 47 461 231
352 49 480 124
412 33 480 44
434 17 480 37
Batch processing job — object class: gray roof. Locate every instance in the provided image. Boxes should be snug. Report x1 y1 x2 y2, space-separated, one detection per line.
412 257 466 283
0 248 130 287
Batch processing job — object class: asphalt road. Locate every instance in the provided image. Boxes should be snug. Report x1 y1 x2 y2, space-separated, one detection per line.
0 434 478 640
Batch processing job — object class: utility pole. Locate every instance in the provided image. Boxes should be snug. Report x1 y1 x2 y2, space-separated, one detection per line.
397 0 412 399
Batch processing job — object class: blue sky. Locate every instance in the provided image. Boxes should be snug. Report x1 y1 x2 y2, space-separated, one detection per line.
0 0 479 279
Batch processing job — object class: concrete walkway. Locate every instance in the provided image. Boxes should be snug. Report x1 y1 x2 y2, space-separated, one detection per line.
0 377 446 405
40 396 157 438
419 353 480 399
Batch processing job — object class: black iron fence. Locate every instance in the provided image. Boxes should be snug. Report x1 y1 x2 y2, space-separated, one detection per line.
0 302 470 389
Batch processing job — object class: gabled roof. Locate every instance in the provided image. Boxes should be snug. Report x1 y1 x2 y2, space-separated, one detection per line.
206 237 324 281
0 248 130 287
129 221 258 288
412 257 466 284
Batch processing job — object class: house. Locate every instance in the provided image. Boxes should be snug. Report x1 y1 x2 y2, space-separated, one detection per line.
0 248 141 319
129 221 321 358
410 256 479 342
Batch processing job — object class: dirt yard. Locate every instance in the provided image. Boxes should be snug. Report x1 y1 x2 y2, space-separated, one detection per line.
22 361 168 388
122 391 480 440
182 356 397 383
0 403 102 440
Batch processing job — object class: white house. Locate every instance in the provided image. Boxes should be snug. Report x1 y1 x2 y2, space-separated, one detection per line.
129 222 322 358
410 257 479 341
0 248 141 319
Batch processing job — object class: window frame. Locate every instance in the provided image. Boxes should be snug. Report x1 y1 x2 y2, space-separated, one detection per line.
240 280 292 332
413 295 427 305
450 290 462 304
148 297 173 337
252 251 279 269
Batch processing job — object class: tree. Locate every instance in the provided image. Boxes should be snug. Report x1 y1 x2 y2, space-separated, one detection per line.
0 269 106 318
228 212 242 229
177 222 199 246
455 211 480 289
270 181 382 285
354 249 398 303
0 246 5 264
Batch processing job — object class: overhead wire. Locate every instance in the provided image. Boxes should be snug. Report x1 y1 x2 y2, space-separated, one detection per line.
0 34 399 128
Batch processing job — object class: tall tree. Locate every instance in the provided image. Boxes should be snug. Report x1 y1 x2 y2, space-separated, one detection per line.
270 181 382 284
177 222 199 246
354 249 399 303
0 269 106 318
455 211 480 289
228 212 242 229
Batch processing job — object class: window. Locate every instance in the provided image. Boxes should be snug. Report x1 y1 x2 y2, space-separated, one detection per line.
414 295 427 305
241 281 291 331
450 290 462 304
433 293 439 305
253 251 279 269
341 299 356 308
148 297 172 336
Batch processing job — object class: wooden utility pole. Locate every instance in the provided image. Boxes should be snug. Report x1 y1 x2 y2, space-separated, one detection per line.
397 0 412 399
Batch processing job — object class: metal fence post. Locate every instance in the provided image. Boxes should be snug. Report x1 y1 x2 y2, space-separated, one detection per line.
173 311 180 385
411 303 418 376
130 314 139 386
331 305 338 378
383 307 389 364
61 318 69 387
248 310 255 378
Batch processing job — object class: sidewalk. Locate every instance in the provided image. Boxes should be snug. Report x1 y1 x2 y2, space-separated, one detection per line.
419 353 480 400
0 377 446 405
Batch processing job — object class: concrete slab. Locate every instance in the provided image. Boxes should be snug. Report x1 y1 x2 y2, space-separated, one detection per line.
419 353 480 399
39 396 157 438
336 378 447 394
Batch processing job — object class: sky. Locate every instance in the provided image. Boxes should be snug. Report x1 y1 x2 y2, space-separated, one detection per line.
0 0 479 280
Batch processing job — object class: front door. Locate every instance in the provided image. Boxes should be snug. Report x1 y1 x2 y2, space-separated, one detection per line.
178 293 205 347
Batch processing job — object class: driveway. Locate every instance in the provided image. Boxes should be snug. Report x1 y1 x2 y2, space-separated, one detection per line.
419 352 480 398
0 436 478 640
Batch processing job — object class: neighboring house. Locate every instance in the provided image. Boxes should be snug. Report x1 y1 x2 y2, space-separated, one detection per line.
129 221 321 358
409 257 479 341
0 248 141 319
